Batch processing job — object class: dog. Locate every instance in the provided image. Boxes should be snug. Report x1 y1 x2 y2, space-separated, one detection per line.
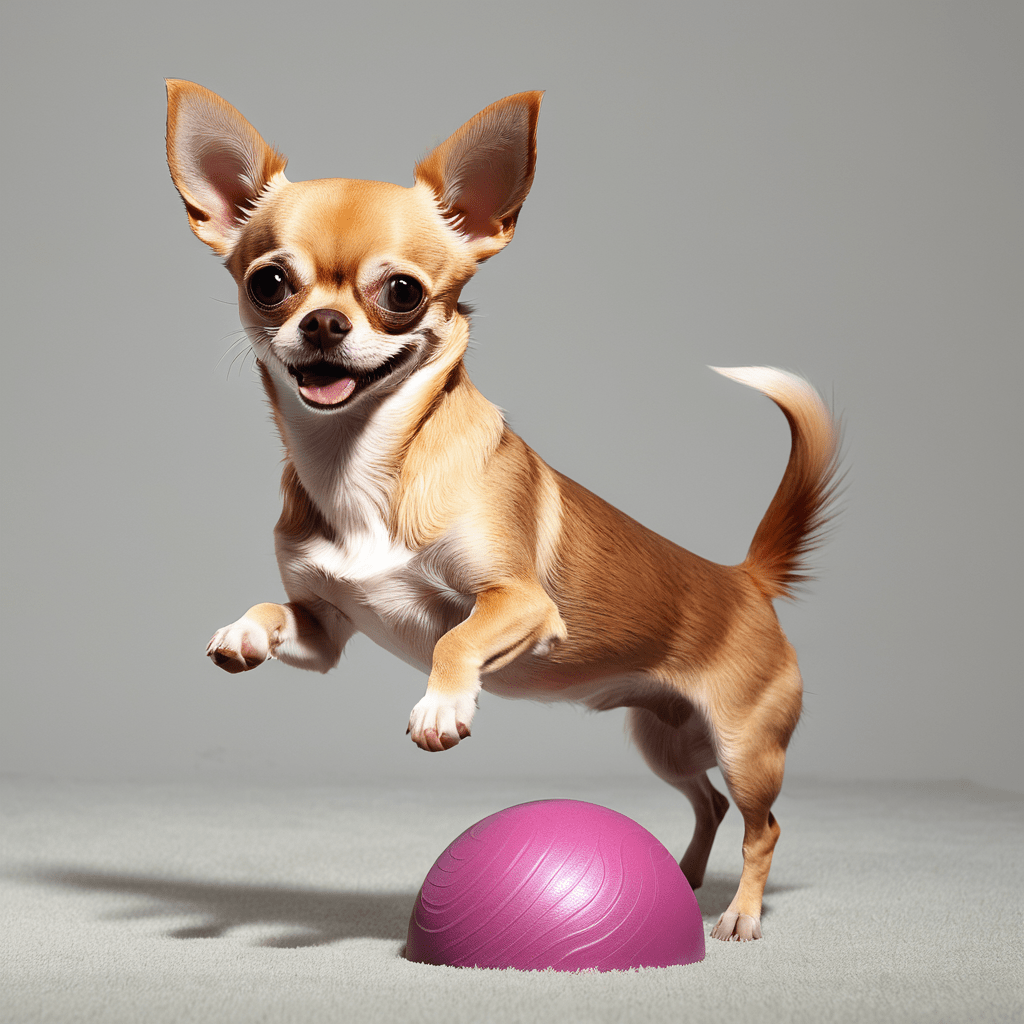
165 80 841 941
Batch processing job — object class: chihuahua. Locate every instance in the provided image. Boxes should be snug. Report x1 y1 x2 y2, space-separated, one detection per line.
166 81 840 941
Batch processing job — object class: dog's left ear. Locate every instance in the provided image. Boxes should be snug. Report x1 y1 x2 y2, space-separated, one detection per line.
415 92 543 262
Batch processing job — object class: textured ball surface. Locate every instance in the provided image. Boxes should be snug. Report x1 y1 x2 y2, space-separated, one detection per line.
405 799 704 971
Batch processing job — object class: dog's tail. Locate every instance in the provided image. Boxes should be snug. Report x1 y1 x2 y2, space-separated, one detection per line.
711 366 843 600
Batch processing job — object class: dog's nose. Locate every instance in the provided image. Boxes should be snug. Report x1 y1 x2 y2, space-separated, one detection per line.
299 308 352 351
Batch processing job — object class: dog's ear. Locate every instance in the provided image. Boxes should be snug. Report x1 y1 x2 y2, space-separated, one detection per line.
165 80 288 256
415 92 543 262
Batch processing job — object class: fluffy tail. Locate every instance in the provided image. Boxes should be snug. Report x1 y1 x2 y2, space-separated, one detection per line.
711 366 842 600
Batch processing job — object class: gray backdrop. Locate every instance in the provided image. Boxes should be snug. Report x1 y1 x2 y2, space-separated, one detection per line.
2 1 1020 792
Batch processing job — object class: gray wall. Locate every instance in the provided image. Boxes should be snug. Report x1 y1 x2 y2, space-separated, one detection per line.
2 2 1020 792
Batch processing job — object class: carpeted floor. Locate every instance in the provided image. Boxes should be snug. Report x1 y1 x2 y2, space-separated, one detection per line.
1 776 1020 1024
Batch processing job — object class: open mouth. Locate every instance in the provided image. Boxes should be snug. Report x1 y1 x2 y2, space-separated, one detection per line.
287 348 415 408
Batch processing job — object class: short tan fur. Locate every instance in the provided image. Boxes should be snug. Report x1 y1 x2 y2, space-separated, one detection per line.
166 80 841 941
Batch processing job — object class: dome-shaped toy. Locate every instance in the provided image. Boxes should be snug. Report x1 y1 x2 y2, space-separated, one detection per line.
405 799 705 971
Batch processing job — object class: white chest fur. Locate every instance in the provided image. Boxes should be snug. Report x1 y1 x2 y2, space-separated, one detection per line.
279 512 476 675
271 365 486 673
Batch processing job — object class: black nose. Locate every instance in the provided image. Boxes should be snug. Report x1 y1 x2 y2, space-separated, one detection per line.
299 308 352 351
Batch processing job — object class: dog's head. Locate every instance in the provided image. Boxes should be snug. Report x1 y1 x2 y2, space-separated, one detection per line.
166 81 542 413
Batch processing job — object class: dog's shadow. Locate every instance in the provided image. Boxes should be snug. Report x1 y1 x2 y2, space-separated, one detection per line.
692 873 799 922
22 866 801 948
24 867 417 948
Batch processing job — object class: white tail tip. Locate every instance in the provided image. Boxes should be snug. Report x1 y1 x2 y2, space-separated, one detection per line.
709 365 821 405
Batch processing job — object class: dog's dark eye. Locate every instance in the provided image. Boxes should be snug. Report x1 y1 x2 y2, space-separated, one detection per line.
248 265 293 308
377 275 423 315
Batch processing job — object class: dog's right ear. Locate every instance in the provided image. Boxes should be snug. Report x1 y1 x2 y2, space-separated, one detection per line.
165 80 288 256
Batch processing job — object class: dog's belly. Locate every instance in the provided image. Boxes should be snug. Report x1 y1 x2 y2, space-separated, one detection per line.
483 661 695 721
483 666 648 707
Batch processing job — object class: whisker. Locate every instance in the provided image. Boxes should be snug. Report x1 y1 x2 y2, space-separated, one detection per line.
215 333 253 376
245 350 263 379
228 345 252 378
211 322 276 381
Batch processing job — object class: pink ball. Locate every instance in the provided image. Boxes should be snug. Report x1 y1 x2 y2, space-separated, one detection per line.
406 799 705 971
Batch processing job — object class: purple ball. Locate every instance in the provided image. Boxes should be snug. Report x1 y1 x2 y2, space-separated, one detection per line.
406 799 705 972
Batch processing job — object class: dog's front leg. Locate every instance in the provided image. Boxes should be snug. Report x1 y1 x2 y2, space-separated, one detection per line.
207 600 349 674
408 584 567 751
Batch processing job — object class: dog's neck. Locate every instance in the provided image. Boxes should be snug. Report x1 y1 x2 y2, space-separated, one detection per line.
259 314 505 549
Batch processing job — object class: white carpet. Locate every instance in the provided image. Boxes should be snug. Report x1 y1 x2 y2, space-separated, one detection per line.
1 777 1021 1024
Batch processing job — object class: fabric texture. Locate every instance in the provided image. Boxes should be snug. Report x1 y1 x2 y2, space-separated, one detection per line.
2 777 1020 1024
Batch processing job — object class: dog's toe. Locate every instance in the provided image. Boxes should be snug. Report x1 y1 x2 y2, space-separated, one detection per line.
407 692 475 751
711 911 762 941
207 618 271 673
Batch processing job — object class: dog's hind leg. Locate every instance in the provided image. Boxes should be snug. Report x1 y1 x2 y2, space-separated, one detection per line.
627 706 729 890
708 657 802 941
709 739 786 941
674 772 732 889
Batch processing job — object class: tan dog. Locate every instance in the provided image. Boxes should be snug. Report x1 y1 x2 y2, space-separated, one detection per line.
166 81 841 941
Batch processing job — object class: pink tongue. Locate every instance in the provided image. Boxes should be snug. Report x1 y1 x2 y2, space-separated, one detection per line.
300 377 356 405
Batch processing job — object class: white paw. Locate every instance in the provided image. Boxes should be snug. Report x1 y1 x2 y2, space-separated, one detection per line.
407 691 476 752
206 617 272 674
711 911 762 942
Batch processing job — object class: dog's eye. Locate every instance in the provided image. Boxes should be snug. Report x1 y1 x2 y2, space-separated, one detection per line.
377 275 423 315
248 265 293 308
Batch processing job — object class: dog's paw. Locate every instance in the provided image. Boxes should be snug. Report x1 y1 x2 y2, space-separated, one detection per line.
407 691 476 752
206 618 272 674
710 911 762 942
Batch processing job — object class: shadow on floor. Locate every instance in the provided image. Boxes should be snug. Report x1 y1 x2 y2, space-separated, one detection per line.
21 866 417 948
692 873 805 921
18 866 809 948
